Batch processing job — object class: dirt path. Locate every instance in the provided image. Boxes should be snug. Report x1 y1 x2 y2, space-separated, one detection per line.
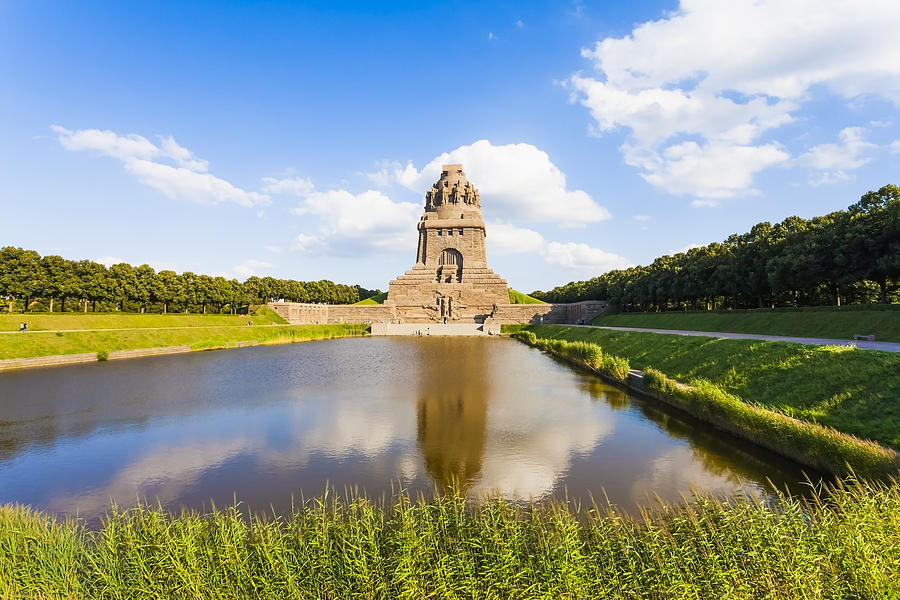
577 325 900 353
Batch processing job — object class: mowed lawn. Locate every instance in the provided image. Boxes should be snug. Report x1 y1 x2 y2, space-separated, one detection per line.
527 324 900 449
0 319 367 360
591 308 900 342
0 311 284 332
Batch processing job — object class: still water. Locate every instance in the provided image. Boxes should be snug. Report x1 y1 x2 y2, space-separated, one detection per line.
0 336 813 522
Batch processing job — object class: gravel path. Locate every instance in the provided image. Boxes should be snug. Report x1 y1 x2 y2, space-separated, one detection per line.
577 325 900 353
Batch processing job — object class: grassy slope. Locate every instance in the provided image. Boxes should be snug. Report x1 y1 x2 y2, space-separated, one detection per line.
2 481 898 599
0 310 285 332
354 291 388 305
508 288 545 304
592 307 900 342
0 324 367 360
527 324 900 448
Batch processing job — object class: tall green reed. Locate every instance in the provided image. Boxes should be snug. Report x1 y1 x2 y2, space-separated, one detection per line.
2 479 899 599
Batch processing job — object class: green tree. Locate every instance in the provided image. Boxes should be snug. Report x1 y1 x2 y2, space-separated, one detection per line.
107 262 138 311
850 185 900 303
41 254 79 312
0 247 43 312
154 270 180 313
75 259 108 312
133 264 157 313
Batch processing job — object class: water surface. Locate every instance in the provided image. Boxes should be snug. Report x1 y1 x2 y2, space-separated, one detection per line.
0 336 813 522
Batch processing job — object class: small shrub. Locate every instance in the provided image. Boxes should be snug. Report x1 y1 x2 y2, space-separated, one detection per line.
515 331 630 384
600 354 630 381
96 349 109 361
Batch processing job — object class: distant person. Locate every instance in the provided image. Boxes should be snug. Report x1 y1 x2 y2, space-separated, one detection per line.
19 322 27 332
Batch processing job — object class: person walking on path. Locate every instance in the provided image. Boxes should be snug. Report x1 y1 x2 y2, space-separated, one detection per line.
18 322 27 332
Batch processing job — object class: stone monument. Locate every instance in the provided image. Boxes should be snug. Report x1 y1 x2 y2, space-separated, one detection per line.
267 162 609 328
384 164 509 323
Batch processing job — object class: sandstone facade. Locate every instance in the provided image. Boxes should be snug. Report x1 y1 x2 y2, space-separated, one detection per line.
268 163 608 326
384 164 509 323
268 299 607 326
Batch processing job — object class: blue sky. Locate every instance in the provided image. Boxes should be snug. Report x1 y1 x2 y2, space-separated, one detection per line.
2 0 899 292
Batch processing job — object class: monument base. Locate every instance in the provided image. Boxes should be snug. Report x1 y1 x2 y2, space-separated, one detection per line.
267 299 608 326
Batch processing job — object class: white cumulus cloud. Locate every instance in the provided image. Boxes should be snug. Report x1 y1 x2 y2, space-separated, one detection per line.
793 127 876 185
486 221 546 255
291 188 420 256
570 0 900 198
52 125 268 207
488 222 631 273
670 243 703 255
232 259 273 278
95 255 126 267
543 242 633 273
794 127 875 170
385 140 611 227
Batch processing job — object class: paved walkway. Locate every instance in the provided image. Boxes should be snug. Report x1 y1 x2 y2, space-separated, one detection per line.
371 323 500 336
578 325 900 353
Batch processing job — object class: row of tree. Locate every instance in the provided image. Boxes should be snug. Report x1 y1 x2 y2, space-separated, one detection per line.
532 185 900 310
0 248 376 313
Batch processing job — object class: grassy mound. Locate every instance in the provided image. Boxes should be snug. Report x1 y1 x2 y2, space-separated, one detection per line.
355 292 388 305
251 305 288 324
591 306 900 342
508 289 545 304
2 480 898 599
525 325 900 448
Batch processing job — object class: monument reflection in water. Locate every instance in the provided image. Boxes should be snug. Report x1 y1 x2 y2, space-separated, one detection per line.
0 337 813 523
416 337 490 493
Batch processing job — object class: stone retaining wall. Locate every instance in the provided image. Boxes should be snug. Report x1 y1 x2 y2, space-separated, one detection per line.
0 345 193 372
268 300 607 326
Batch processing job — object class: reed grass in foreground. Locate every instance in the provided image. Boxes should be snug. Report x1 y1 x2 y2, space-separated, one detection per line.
1 480 898 599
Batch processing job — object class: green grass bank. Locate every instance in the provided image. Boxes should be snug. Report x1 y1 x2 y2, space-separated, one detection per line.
0 307 286 332
354 291 388 305
519 324 900 450
508 288 545 304
591 305 900 341
0 323 367 360
512 330 900 477
2 480 898 599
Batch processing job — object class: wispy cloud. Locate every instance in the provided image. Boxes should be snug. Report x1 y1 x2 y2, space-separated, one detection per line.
52 126 269 207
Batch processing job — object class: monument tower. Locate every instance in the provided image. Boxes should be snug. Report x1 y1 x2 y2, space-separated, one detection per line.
267 163 608 327
385 164 509 322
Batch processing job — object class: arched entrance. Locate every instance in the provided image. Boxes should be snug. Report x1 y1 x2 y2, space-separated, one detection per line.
437 248 462 283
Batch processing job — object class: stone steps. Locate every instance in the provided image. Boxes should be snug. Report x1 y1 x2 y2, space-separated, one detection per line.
371 322 501 336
